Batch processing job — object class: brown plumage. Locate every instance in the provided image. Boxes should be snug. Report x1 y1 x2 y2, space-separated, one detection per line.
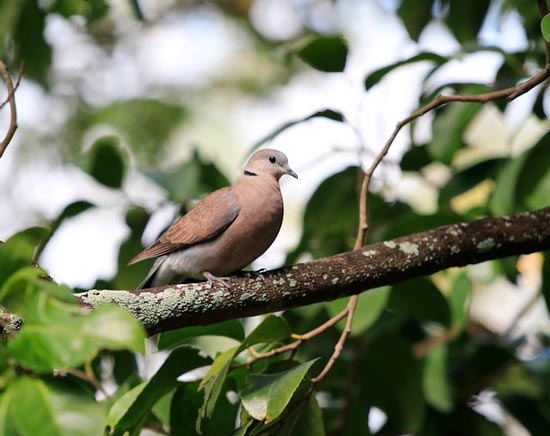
129 149 297 289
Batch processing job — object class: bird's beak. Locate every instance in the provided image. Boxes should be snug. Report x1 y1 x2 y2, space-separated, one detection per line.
286 167 298 179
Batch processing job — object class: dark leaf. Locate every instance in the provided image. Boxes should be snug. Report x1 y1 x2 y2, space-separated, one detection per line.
388 278 450 327
108 347 209 435
241 359 317 422
0 227 49 285
295 35 348 72
446 0 491 44
398 0 435 41
14 0 51 85
365 52 448 90
87 136 126 188
401 144 432 171
157 320 245 350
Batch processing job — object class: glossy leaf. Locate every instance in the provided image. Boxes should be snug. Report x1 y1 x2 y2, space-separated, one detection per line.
241 359 317 422
109 347 209 434
326 286 390 336
446 0 490 44
359 333 425 431
398 0 435 41
448 273 470 328
428 100 481 165
239 315 291 351
0 227 49 286
365 52 448 89
87 135 126 188
8 305 145 372
401 144 432 171
146 150 230 204
388 278 450 326
541 14 550 42
542 252 550 315
295 35 348 72
157 319 245 350
423 345 453 412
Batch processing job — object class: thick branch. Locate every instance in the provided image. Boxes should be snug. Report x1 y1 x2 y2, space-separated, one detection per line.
77 208 550 335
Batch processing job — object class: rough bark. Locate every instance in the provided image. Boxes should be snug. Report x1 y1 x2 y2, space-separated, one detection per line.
76 207 550 335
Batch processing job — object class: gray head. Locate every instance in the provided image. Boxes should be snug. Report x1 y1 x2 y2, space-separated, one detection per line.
244 149 298 181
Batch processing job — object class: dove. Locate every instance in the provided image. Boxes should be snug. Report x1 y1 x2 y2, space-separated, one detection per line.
128 149 297 289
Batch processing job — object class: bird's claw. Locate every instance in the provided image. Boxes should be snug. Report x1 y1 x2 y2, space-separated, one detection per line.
203 271 231 289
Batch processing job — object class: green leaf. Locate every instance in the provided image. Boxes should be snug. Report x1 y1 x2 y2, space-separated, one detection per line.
326 286 390 335
423 345 453 412
146 150 230 204
388 278 450 326
249 109 343 153
489 152 527 216
438 158 505 208
8 304 145 372
198 315 291 427
8 378 103 436
241 359 317 422
428 99 482 165
14 0 52 85
359 333 425 431
365 52 448 90
398 0 435 41
107 382 147 429
69 99 187 165
198 346 237 429
9 378 62 436
516 132 550 210
158 319 245 350
540 14 550 42
542 252 550 315
87 136 126 188
109 347 209 435
0 389 17 436
448 273 470 328
239 315 291 351
0 227 49 285
295 35 348 72
401 144 432 171
446 0 490 44
280 394 325 436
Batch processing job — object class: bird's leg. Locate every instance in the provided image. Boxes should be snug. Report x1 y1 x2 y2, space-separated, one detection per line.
242 268 268 283
202 271 231 289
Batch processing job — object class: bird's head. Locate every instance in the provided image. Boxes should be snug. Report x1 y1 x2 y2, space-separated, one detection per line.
244 149 298 181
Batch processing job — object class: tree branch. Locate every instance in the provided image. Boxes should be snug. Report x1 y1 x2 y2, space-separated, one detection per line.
77 207 550 335
0 60 23 159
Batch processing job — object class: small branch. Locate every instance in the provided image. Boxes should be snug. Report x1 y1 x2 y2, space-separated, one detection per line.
77 207 550 335
233 306 350 369
0 60 23 158
502 290 543 337
538 0 550 66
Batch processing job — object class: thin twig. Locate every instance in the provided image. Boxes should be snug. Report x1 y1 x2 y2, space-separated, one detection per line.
502 290 542 337
232 306 350 369
0 61 24 110
0 60 23 158
58 368 109 398
308 0 550 386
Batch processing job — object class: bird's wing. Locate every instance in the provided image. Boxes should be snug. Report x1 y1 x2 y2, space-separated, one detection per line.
128 187 240 265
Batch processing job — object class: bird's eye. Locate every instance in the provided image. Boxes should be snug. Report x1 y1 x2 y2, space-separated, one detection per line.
268 155 277 164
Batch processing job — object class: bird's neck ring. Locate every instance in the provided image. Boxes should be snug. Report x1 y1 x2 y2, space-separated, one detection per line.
244 170 258 177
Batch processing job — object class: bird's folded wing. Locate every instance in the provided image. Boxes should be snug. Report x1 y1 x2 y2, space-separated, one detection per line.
128 187 241 265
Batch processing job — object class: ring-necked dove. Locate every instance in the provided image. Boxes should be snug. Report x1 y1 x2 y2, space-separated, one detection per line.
128 149 297 289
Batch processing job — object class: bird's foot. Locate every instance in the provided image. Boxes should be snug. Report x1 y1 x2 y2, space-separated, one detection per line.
243 268 267 283
203 271 231 289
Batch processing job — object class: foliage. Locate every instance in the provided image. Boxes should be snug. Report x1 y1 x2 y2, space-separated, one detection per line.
1 0 550 435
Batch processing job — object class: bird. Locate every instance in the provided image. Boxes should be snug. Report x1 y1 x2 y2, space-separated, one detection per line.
128 149 297 289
